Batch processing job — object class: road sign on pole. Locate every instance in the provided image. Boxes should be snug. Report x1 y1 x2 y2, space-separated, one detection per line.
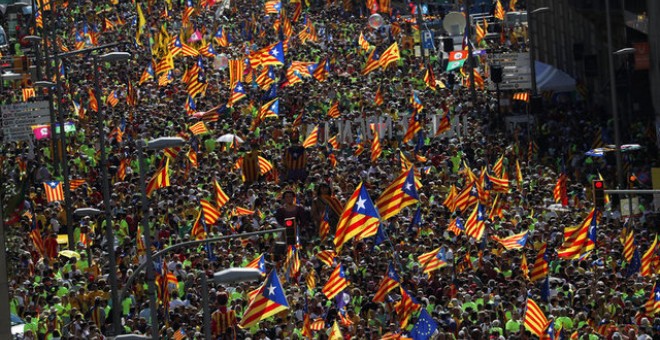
487 53 532 90
1 101 51 142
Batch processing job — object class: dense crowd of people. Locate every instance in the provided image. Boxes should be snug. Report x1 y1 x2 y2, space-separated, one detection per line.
1 0 659 339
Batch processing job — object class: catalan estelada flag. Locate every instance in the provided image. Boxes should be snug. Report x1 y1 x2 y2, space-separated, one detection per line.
373 262 400 302
43 181 64 202
492 231 528 250
395 287 420 328
557 209 598 259
239 270 289 328
259 98 279 119
333 182 380 249
146 158 170 197
214 26 231 47
227 81 247 108
447 217 464 235
645 282 660 315
379 42 400 69
362 49 381 75
418 248 448 275
322 264 350 299
258 41 285 66
464 203 487 240
29 219 45 257
245 254 266 275
375 168 420 221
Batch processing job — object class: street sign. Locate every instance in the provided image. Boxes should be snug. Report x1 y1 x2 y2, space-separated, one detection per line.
1 101 51 142
422 30 434 50
488 53 532 91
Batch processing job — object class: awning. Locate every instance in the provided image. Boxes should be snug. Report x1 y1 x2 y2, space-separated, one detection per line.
535 61 576 92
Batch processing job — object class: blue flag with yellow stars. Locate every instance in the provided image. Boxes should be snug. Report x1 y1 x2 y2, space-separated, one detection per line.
410 309 438 340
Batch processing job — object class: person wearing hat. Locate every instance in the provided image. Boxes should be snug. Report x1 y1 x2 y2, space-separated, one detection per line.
275 188 307 241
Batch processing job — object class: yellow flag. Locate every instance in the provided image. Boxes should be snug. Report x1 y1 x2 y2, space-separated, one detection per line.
136 3 146 45
328 321 343 340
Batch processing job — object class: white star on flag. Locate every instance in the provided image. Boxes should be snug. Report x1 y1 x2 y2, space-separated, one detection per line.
271 48 279 56
267 284 276 295
356 197 366 211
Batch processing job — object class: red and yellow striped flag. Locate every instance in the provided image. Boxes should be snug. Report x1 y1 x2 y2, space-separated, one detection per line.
327 101 341 118
43 181 64 202
189 121 209 135
322 265 350 299
69 179 86 191
642 235 658 277
302 126 319 148
370 128 382 163
523 298 549 337
214 180 230 208
22 88 36 102
146 158 170 197
623 230 635 263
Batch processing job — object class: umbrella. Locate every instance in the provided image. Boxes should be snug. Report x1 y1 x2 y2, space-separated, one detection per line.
216 134 244 143
546 204 570 212
58 250 81 259
585 144 641 157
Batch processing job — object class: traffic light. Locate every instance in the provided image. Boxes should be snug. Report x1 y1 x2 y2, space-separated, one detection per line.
592 179 605 210
284 217 297 246
273 242 287 262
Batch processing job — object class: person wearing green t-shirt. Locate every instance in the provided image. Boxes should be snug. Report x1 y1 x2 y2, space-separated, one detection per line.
505 310 522 336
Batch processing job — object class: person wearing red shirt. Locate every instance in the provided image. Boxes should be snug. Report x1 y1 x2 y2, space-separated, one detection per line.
44 232 59 260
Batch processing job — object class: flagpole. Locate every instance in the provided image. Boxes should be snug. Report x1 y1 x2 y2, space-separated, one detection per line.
382 222 407 276
464 0 477 104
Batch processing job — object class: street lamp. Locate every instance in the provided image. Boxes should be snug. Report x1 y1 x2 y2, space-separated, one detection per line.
0 71 23 92
22 35 43 89
528 6 551 100
92 50 131 337
137 136 186 340
605 0 625 190
202 268 263 339
614 47 636 56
